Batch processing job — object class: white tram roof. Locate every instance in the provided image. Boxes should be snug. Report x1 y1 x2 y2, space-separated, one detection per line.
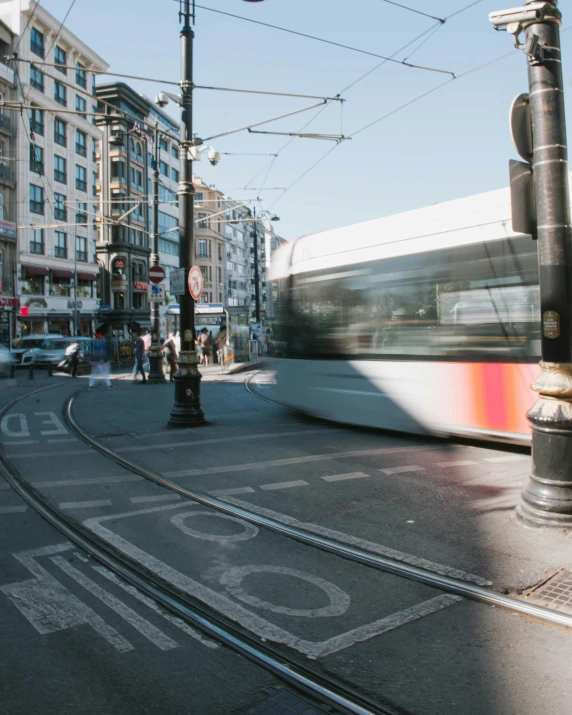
271 178 571 279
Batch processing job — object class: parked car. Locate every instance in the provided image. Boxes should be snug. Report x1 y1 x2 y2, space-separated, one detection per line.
11 334 65 368
0 345 15 377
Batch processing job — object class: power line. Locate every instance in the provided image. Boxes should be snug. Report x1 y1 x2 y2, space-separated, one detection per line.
445 0 486 21
380 0 444 23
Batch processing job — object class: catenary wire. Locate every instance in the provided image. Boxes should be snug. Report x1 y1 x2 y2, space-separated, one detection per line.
445 0 486 21
379 0 444 23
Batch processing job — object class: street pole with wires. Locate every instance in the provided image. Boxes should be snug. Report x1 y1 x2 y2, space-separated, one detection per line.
148 124 166 383
490 0 572 526
252 206 260 323
168 0 205 426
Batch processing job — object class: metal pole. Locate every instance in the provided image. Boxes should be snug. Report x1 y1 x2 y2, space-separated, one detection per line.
168 0 205 426
253 207 260 323
148 124 166 382
73 235 78 335
502 0 572 526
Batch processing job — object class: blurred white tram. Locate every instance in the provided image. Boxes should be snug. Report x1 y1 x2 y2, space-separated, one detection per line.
268 183 560 445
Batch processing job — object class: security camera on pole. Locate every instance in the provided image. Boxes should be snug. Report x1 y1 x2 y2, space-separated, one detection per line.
490 0 572 526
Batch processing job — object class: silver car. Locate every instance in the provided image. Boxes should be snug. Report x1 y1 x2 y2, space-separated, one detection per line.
11 334 67 369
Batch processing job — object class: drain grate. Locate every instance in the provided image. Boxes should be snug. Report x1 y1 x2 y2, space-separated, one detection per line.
235 688 332 715
525 569 572 613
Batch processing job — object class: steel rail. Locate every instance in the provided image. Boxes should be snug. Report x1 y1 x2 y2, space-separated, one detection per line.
0 385 404 715
65 392 572 632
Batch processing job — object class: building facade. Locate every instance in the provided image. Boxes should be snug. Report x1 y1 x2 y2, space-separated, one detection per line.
0 0 108 337
193 175 228 306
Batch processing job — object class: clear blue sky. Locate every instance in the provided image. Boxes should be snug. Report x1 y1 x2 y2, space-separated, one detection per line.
32 0 572 240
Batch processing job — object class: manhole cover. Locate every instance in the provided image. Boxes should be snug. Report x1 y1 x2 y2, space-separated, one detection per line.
235 688 332 715
525 569 572 613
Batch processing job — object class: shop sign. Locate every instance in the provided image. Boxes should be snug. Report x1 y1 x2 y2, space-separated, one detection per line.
134 281 148 291
0 297 18 308
67 299 83 309
0 220 16 238
113 258 125 271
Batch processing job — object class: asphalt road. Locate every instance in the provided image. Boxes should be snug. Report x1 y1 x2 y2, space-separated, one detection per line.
1 369 572 715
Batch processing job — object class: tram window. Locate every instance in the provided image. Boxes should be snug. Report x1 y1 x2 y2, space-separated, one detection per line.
289 236 540 362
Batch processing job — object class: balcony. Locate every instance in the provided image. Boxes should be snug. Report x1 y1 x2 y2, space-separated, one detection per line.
54 246 67 258
76 143 87 157
76 250 87 262
54 170 67 184
30 241 44 255
76 179 87 192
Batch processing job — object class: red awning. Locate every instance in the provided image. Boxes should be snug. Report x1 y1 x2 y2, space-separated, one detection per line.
51 269 74 278
78 272 98 281
22 264 49 276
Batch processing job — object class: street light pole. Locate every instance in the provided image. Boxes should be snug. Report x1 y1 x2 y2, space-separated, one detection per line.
148 124 166 382
168 0 205 426
491 0 572 526
252 206 260 323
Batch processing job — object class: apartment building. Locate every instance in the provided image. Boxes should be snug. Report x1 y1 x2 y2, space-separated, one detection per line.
0 20 17 345
193 175 228 305
0 0 108 336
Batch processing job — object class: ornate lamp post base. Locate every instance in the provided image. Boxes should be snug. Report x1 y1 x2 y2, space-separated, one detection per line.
517 362 572 527
168 351 206 427
147 343 166 384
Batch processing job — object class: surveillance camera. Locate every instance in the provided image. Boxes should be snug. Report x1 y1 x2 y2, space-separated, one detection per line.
155 92 169 108
208 148 221 166
488 3 557 31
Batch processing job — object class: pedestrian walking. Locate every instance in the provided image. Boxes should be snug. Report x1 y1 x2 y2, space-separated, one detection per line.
88 333 112 390
163 332 178 382
197 328 213 366
65 341 81 378
133 333 147 383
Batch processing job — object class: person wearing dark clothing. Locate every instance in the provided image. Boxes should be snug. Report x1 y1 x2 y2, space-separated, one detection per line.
163 332 178 382
197 328 213 366
133 334 147 383
88 334 112 390
65 342 81 378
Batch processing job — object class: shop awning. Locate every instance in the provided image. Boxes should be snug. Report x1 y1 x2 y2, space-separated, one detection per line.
22 264 48 276
51 269 74 278
78 272 98 281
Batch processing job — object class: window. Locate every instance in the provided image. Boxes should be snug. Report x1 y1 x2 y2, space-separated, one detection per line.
197 238 207 257
75 164 87 192
76 95 86 120
30 228 44 254
54 81 66 106
194 192 203 202
111 161 125 181
30 66 44 91
21 272 43 295
54 231 67 258
75 62 86 88
159 137 168 152
76 278 92 298
29 143 43 174
31 28 44 58
29 107 43 135
133 291 146 309
54 155 66 183
54 46 66 73
198 213 207 229
76 130 87 157
29 185 44 214
92 171 98 197
54 192 66 221
76 202 88 224
218 243 223 261
199 265 210 282
49 274 70 297
92 137 98 160
92 105 97 125
113 292 125 309
159 160 168 177
76 235 87 262
171 145 178 159
54 118 66 146
171 168 179 183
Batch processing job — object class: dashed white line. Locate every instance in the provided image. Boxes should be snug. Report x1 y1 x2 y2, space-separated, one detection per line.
321 472 369 483
380 465 426 475
47 438 78 444
59 500 112 510
208 487 256 497
260 480 309 491
435 460 479 467
483 455 529 463
130 494 181 504
0 506 27 514
2 440 39 446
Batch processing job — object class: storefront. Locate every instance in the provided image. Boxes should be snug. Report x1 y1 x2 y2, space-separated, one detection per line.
0 297 18 347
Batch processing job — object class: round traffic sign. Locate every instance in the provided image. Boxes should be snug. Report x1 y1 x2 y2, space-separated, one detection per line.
188 266 203 300
148 265 166 285
509 93 533 164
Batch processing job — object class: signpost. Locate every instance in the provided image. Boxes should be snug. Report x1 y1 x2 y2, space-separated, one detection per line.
148 265 166 285
148 284 165 302
188 266 203 301
169 268 186 296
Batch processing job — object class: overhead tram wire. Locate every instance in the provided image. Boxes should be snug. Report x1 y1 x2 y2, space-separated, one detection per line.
445 0 486 21
379 0 444 23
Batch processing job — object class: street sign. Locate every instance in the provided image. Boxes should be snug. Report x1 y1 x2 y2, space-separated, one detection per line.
148 284 165 302
509 159 537 237
148 265 166 285
169 268 186 296
188 266 203 300
510 93 533 164
98 305 112 313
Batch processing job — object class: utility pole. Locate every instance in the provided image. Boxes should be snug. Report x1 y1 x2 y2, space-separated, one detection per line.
490 0 572 526
252 206 260 323
148 125 166 382
168 0 205 426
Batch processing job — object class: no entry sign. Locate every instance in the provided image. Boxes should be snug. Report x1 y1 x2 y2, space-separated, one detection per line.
148 265 165 284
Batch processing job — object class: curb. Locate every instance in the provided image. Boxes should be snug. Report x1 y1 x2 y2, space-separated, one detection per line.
228 359 272 375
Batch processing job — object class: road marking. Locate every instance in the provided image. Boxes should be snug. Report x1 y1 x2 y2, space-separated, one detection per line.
92 565 218 649
209 487 256 497
59 500 113 509
5 449 91 459
52 556 178 651
84 503 463 658
380 465 426 475
34 412 68 436
1 543 132 652
435 460 479 467
220 565 350 618
483 455 529 463
321 472 369 482
47 438 78 444
2 440 39 446
1 413 30 438
37 475 140 488
223 497 493 587
165 445 435 479
171 510 259 542
130 494 181 504
260 480 309 491
0 506 27 514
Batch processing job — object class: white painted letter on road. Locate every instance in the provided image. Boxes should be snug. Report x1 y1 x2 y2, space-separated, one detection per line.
1 413 30 438
34 412 68 436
